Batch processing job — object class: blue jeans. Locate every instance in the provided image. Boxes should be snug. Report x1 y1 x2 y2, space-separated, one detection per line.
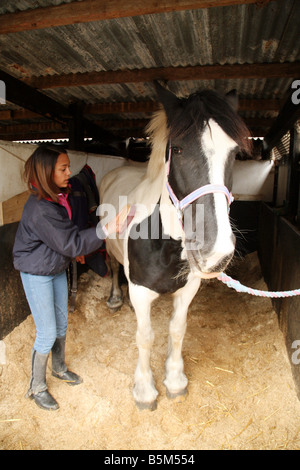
20 271 69 354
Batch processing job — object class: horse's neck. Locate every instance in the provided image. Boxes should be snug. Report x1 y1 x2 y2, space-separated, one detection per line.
138 124 184 240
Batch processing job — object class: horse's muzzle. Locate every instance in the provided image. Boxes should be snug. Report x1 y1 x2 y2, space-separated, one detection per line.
186 239 235 278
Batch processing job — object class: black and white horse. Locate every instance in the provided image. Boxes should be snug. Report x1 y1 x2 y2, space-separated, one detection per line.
99 83 251 410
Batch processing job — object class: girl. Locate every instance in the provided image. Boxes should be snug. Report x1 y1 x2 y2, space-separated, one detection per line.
13 144 130 411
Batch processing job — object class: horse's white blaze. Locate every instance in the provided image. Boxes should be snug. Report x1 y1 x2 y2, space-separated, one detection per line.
201 119 236 271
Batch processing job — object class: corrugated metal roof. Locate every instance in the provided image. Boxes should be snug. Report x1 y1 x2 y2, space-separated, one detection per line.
0 0 299 143
0 0 78 15
1 2 299 76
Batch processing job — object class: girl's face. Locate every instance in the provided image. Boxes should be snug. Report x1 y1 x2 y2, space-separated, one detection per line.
53 153 71 189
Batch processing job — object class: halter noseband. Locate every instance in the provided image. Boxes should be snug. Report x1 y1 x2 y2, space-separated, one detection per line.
166 143 234 221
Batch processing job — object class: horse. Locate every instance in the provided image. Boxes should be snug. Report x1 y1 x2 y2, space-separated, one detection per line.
99 82 251 410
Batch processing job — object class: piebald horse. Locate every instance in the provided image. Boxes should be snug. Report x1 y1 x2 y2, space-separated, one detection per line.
100 83 251 410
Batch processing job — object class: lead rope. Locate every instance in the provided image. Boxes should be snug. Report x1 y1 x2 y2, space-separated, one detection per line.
218 272 300 298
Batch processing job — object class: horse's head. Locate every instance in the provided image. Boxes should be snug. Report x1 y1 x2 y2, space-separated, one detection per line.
155 83 252 279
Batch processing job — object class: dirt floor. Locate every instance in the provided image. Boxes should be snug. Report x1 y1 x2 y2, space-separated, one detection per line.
1 252 300 450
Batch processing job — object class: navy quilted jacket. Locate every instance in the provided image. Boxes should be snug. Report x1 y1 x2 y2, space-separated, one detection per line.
13 194 105 275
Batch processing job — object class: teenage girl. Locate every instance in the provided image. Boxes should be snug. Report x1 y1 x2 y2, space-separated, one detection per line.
13 144 130 411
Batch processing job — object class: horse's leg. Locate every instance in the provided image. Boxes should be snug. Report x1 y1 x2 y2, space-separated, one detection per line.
164 276 201 398
106 253 123 311
129 282 159 410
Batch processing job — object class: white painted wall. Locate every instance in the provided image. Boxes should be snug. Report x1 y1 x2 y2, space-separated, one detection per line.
232 160 274 202
0 140 274 203
0 140 126 202
0 140 36 201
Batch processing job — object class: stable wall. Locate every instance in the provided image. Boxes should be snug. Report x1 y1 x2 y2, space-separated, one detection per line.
0 140 274 204
0 140 126 202
0 222 30 340
259 203 300 398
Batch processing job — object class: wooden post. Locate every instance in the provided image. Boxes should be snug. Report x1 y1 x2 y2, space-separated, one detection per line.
68 102 85 151
286 126 300 224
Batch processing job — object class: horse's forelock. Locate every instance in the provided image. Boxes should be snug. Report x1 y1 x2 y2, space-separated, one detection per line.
168 90 252 155
145 90 252 181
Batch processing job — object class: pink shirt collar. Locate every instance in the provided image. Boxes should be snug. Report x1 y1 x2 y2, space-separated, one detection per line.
58 192 72 220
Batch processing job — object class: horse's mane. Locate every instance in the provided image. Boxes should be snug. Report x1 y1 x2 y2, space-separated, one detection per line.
145 108 169 181
145 89 252 181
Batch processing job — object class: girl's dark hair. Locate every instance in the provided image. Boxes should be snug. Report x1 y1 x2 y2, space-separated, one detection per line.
24 144 68 202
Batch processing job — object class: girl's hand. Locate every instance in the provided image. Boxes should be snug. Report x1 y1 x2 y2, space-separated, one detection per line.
104 205 136 237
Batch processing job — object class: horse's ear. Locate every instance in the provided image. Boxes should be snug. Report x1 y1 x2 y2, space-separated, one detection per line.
154 81 180 119
226 89 239 111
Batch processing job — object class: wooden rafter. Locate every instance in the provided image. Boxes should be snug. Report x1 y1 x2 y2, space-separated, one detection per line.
0 69 121 143
85 98 281 114
0 121 65 135
0 98 281 122
25 62 300 90
0 115 274 138
0 69 70 124
0 0 275 35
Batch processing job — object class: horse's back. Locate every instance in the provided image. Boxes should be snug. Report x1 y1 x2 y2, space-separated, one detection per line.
99 163 148 266
100 163 147 206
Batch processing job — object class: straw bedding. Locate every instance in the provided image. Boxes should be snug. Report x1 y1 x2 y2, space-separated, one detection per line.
1 253 300 450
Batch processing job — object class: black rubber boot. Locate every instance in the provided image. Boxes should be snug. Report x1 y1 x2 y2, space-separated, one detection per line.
26 349 59 411
51 336 82 386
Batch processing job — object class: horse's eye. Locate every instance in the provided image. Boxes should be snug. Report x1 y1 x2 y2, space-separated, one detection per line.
172 147 182 155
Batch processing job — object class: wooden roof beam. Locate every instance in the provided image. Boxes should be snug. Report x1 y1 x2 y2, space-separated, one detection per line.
25 62 300 89
0 131 69 142
0 99 281 122
0 115 271 137
0 121 65 136
0 0 275 35
84 98 281 115
0 69 71 124
0 69 121 143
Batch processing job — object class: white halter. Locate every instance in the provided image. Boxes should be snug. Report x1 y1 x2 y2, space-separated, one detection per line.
166 143 234 221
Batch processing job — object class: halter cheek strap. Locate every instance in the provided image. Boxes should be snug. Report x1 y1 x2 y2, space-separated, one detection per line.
166 144 234 220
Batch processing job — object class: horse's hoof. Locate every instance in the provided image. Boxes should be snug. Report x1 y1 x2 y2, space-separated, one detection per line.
166 387 188 402
106 296 123 311
135 400 157 411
